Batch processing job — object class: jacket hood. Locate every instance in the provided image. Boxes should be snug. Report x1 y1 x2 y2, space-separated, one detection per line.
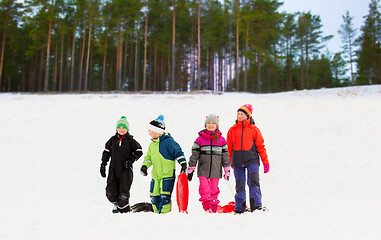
151 132 172 142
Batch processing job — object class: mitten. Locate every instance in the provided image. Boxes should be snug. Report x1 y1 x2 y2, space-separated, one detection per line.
140 165 148 176
264 164 270 173
223 166 231 180
180 163 187 174
100 164 106 178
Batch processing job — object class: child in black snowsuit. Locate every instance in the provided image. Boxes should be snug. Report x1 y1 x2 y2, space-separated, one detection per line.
100 116 143 213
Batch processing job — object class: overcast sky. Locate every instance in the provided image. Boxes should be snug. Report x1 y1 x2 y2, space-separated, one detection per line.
279 0 371 53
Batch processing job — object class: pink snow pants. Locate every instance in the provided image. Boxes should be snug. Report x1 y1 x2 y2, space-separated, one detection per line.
199 176 220 212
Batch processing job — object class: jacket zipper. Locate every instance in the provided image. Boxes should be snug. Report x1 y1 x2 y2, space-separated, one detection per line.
209 138 213 178
241 121 244 166
241 121 244 150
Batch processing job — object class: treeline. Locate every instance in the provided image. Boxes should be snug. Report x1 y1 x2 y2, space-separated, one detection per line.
0 0 380 93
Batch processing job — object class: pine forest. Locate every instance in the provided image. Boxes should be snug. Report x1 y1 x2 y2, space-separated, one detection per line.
0 0 380 93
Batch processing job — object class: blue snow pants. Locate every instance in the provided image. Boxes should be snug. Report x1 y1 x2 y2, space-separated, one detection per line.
234 164 262 212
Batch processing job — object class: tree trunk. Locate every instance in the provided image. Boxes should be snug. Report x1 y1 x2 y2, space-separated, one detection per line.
190 15 194 90
305 41 309 89
102 31 108 91
0 10 8 87
300 45 304 89
39 48 44 91
21 61 25 91
143 7 149 91
89 40 94 90
229 22 232 89
172 0 176 91
108 56 113 88
59 32 64 92
123 23 129 88
134 30 139 91
116 22 123 90
236 0 240 91
78 21 87 91
84 22 92 91
288 43 294 90
207 46 209 89
168 45 171 90
29 55 37 92
197 0 201 90
154 39 157 91
348 36 354 85
64 35 71 91
70 23 76 92
244 0 251 92
256 30 261 92
129 31 134 90
44 0 54 92
53 41 58 91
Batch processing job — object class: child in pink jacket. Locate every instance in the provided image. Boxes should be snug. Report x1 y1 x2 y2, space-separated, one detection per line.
187 114 231 213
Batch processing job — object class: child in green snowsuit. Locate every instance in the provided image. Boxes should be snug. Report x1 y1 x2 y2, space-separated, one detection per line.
140 115 187 214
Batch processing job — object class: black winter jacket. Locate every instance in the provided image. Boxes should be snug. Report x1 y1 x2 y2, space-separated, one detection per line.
101 133 143 177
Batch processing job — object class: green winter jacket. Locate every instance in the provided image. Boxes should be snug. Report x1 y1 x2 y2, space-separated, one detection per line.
143 133 186 179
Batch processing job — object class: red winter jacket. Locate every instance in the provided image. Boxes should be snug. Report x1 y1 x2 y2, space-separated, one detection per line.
227 118 269 167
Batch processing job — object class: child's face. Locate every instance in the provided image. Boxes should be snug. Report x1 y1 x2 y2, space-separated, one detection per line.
148 129 161 140
117 127 127 135
205 121 217 132
237 111 248 122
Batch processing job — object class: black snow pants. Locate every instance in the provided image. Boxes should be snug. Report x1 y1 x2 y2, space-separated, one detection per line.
106 166 133 208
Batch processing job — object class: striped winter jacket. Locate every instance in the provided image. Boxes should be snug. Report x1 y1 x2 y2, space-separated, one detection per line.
188 130 230 179
227 118 269 167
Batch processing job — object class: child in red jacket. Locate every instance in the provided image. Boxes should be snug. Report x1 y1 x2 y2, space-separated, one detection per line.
226 104 269 213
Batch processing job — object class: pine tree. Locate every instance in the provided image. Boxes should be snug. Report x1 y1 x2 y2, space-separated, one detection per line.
338 10 357 85
356 0 381 85
0 0 23 91
295 12 332 89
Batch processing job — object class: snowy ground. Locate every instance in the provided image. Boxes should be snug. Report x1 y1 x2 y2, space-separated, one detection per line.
1 85 381 240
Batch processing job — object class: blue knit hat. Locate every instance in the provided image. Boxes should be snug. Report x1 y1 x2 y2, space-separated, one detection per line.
148 115 165 134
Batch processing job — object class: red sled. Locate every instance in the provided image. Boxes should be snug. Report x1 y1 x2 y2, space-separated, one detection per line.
176 171 189 213
217 201 236 213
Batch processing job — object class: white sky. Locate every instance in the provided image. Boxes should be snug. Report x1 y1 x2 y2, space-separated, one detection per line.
279 0 371 53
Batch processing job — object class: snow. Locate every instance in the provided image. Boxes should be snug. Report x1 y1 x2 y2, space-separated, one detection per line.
1 85 381 240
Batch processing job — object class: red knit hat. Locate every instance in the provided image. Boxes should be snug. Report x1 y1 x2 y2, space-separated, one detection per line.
238 104 253 119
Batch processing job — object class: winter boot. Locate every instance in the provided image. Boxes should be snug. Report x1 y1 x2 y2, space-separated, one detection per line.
117 203 131 213
112 202 119 214
210 199 220 213
117 194 131 213
234 201 246 214
249 198 262 212
202 200 211 213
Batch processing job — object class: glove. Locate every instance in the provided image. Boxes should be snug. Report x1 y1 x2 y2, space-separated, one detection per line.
187 172 194 181
223 166 231 180
100 164 106 178
264 164 270 174
140 165 148 176
180 163 187 174
124 159 134 168
187 166 196 181
187 166 196 175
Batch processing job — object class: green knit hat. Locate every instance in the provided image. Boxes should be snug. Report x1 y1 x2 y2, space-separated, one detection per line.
116 116 129 132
